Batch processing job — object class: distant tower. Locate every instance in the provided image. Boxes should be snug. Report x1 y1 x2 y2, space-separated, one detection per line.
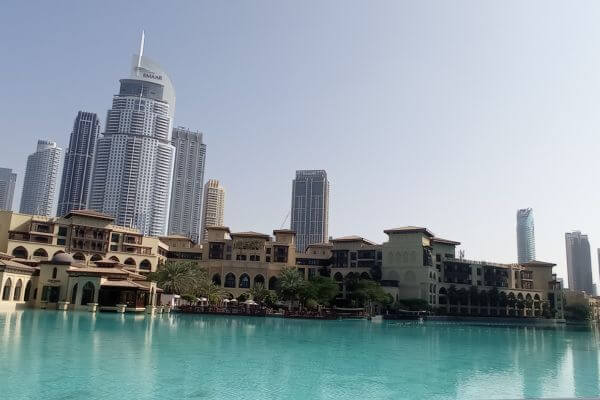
516 208 536 263
565 231 593 293
0 168 17 211
168 127 206 242
290 170 329 252
20 140 62 216
57 111 101 216
89 32 176 236
200 179 225 240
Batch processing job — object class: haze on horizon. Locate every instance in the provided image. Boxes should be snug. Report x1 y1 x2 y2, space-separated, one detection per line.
1 1 599 287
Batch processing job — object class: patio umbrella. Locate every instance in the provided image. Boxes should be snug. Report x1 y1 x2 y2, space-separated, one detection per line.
199 297 208 302
222 299 230 303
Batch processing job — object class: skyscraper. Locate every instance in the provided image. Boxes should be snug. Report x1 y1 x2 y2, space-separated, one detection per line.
200 179 225 240
89 32 176 236
56 111 101 217
0 168 17 211
19 140 62 216
290 170 329 252
565 231 593 293
516 208 536 263
168 127 207 242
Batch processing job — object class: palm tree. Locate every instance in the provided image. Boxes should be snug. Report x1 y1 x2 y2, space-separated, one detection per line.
147 260 206 295
197 280 223 304
249 283 270 304
276 267 306 305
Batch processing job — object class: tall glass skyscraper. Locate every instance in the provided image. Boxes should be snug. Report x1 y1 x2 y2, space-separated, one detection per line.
0 168 17 211
565 231 593 293
290 170 329 252
168 127 206 243
57 111 101 217
516 208 536 263
89 33 176 236
20 140 62 216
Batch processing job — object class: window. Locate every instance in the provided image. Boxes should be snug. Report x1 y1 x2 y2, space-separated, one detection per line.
2 278 12 300
266 256 271 262
266 248 271 254
436 254 442 262
52 268 58 279
58 227 68 236
477 268 481 276
350 252 357 261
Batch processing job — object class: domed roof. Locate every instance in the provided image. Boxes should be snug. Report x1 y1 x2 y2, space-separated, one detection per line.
51 252 75 265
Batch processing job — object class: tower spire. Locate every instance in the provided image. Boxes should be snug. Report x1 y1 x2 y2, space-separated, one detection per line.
137 30 145 68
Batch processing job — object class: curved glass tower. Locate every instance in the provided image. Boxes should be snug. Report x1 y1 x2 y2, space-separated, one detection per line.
516 208 536 263
89 33 175 236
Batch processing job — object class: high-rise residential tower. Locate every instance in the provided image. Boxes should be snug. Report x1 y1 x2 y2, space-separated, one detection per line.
200 179 225 241
290 170 329 252
89 33 176 236
168 127 207 243
565 231 593 293
19 140 62 216
516 208 536 263
56 111 101 217
0 168 17 211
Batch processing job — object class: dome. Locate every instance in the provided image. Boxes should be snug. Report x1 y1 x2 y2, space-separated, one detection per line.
51 253 75 265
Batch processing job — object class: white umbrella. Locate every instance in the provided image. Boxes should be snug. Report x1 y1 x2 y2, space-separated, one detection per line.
230 299 238 303
199 297 208 302
222 299 230 303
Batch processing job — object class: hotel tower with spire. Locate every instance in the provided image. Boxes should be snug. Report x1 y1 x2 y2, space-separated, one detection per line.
89 32 176 236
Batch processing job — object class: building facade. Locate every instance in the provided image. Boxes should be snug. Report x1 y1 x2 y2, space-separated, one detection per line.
0 252 158 312
516 208 536 263
0 168 17 211
164 227 299 298
19 140 62 216
57 111 101 217
565 231 593 294
89 35 175 236
200 179 225 241
290 170 329 252
380 226 562 317
168 127 206 243
0 210 167 273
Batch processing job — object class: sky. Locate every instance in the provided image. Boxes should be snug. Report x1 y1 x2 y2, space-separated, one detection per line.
1 1 599 286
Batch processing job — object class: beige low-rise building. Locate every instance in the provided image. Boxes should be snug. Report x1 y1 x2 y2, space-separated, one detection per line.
0 252 158 312
563 290 600 321
381 226 564 317
165 227 304 297
0 210 167 272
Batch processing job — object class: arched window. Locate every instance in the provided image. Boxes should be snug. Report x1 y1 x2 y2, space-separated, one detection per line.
124 258 136 267
109 256 120 262
81 282 95 305
268 276 279 290
333 272 344 282
2 278 12 300
33 288 37 300
212 274 221 286
239 274 250 288
71 283 78 304
139 259 151 270
13 279 22 301
11 246 28 259
253 274 265 287
224 273 236 288
53 250 65 257
90 254 102 262
72 252 85 261
52 267 58 279
24 281 32 301
33 248 48 259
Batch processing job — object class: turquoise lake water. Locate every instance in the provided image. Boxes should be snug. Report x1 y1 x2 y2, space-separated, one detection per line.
0 311 599 399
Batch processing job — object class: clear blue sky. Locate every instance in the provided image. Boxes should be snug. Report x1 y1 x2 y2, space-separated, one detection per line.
1 1 599 285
